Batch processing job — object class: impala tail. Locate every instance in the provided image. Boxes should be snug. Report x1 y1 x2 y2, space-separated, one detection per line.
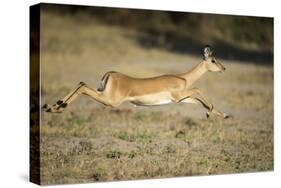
97 71 116 92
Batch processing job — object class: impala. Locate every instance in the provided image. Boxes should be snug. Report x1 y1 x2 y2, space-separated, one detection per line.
43 45 230 119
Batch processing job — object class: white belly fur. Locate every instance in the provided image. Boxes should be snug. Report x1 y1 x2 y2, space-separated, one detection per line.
129 92 173 106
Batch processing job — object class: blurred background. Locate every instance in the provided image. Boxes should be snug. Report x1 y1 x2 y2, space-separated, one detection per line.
41 3 273 64
38 4 273 185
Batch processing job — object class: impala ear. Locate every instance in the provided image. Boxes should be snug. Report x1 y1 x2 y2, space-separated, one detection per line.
203 45 213 59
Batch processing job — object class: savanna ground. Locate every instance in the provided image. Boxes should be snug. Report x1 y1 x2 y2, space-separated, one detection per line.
39 8 273 185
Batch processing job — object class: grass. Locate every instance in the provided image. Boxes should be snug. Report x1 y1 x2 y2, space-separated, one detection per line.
39 10 273 185
40 108 273 184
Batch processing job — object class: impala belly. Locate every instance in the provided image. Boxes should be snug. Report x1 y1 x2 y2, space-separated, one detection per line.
129 92 173 106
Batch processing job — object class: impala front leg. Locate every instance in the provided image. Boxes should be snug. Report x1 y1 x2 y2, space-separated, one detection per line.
173 88 230 119
193 96 230 119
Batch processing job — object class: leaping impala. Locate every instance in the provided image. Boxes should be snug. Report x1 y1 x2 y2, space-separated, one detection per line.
43 45 230 119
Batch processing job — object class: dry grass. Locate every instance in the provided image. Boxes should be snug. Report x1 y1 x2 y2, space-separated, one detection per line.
39 11 273 185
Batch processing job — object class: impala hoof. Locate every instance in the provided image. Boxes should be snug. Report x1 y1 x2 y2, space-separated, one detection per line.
42 104 49 109
46 108 52 112
224 114 233 119
60 103 68 108
56 100 63 105
79 81 86 86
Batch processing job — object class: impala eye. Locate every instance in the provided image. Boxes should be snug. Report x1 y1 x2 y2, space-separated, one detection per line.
211 60 216 63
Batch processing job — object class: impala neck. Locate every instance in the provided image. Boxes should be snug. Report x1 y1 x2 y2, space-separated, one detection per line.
180 61 208 87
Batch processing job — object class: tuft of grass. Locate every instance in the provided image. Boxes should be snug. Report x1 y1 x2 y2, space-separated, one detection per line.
79 141 92 152
68 115 90 126
134 111 164 122
92 167 106 181
117 130 156 143
106 150 122 159
184 117 198 127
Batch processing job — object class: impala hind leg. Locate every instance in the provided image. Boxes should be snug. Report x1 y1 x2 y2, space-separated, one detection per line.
43 82 116 113
43 82 85 111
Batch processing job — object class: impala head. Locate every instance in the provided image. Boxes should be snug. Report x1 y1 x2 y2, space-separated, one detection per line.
203 45 226 72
